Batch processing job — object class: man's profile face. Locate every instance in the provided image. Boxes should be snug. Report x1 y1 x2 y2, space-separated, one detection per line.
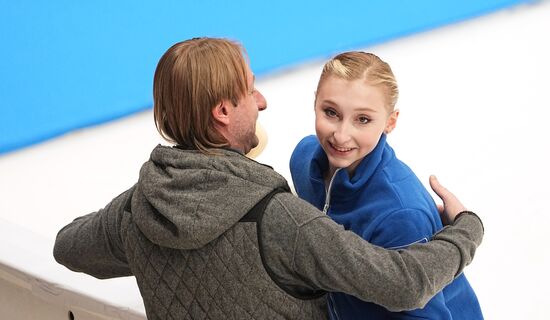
228 64 267 154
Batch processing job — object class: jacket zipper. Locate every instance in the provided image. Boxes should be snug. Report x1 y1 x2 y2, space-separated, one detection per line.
322 168 341 214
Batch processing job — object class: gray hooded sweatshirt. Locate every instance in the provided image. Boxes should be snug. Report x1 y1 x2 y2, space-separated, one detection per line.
54 145 484 319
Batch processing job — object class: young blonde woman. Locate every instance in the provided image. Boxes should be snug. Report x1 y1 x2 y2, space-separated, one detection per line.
290 52 483 319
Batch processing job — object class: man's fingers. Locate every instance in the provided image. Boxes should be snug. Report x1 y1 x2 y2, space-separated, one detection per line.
429 175 448 200
429 175 467 224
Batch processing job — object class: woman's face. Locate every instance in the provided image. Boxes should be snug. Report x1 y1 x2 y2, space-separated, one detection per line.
314 75 398 176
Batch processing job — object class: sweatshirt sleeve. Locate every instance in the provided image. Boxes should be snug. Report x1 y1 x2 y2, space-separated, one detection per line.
53 187 134 279
260 192 483 312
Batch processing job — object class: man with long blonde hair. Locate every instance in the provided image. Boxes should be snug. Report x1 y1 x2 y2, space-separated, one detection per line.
54 37 484 319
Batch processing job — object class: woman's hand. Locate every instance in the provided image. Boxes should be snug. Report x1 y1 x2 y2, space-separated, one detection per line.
429 175 467 225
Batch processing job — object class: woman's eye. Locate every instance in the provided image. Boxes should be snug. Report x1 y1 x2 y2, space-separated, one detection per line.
324 108 337 117
358 116 369 124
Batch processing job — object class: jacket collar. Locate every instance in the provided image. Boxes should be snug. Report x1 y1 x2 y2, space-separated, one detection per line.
309 134 391 200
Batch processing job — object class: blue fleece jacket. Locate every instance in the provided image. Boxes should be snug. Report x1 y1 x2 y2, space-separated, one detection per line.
290 134 483 320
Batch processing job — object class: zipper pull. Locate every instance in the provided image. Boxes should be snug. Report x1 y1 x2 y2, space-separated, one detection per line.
322 167 341 215
322 203 329 215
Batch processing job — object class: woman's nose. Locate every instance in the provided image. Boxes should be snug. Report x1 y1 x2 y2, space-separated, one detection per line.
333 123 351 143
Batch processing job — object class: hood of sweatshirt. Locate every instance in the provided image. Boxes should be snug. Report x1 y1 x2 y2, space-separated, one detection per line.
130 145 288 250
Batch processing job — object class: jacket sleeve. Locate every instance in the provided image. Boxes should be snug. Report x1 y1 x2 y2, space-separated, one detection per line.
368 209 434 249
368 209 453 319
260 193 483 312
53 187 134 279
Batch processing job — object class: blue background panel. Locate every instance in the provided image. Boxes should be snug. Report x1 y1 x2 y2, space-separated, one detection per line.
0 0 531 154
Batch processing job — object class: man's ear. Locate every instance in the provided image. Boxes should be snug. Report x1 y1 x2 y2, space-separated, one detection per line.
384 110 399 134
212 100 231 125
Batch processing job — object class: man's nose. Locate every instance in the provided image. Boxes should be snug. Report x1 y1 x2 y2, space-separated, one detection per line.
255 90 267 111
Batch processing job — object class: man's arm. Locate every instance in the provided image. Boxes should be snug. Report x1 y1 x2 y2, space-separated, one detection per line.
259 178 483 312
53 187 135 279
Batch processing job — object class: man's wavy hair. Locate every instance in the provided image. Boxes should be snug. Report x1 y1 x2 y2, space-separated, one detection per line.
153 37 249 153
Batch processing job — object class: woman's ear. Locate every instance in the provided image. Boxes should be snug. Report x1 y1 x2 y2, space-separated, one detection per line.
384 110 399 134
211 100 231 125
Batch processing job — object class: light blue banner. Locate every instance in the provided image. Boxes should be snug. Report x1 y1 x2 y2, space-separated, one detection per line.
0 0 532 154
